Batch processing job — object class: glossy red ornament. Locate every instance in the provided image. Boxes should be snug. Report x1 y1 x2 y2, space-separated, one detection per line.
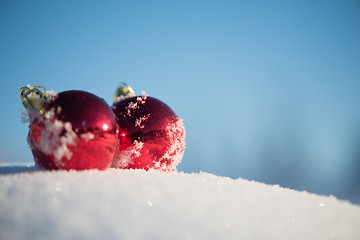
111 94 186 172
24 89 118 170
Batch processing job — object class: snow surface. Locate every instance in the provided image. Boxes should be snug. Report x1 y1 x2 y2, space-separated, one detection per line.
1 166 359 240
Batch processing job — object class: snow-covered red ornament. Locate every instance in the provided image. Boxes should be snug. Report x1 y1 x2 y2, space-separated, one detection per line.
20 85 118 170
111 83 185 171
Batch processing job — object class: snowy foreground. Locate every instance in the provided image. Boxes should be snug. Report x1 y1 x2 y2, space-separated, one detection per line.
1 166 359 240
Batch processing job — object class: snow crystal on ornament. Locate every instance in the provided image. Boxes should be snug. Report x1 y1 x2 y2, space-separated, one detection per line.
80 132 95 141
128 102 138 109
141 91 148 97
111 140 144 168
126 101 138 116
113 92 137 104
134 114 151 129
45 89 58 101
113 96 127 104
136 94 147 104
53 121 77 162
157 118 186 171
27 107 78 167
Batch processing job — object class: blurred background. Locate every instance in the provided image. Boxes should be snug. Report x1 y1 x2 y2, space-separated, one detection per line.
1 1 359 203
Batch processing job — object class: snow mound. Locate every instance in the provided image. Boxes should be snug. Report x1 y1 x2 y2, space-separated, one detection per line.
0 166 359 240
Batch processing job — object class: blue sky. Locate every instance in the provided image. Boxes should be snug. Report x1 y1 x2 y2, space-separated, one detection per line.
1 1 360 203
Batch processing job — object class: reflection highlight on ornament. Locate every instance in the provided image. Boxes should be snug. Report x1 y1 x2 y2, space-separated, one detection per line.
102 123 109 131
120 131 127 137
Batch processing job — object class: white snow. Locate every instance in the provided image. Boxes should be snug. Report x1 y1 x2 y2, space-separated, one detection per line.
1 166 359 240
79 132 95 141
157 118 186 171
113 95 128 104
125 101 138 116
28 109 78 164
111 140 144 168
135 113 151 129
141 91 149 98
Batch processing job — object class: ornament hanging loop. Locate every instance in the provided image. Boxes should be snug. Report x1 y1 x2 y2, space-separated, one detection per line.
113 82 136 101
20 85 47 114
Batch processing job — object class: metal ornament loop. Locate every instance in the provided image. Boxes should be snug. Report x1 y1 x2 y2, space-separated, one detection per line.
113 82 136 101
20 85 47 114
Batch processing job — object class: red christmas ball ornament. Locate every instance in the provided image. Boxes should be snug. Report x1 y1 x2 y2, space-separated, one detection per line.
20 85 118 170
111 83 186 171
